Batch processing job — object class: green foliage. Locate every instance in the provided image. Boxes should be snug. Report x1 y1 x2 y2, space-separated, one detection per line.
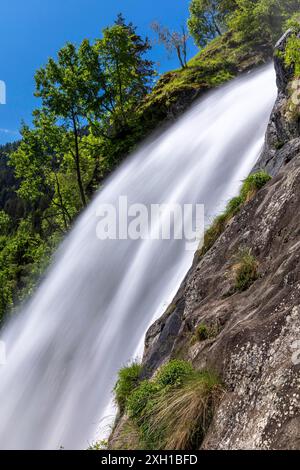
188 0 300 49
227 0 300 46
139 24 273 139
285 35 300 76
0 218 57 322
156 360 194 388
142 371 222 450
188 0 235 47
234 248 259 291
282 30 300 121
199 213 228 257
240 171 272 201
0 0 295 330
114 362 143 412
127 381 160 420
284 12 300 32
97 18 156 129
11 15 155 224
225 195 244 215
124 360 222 450
34 41 101 208
0 211 11 235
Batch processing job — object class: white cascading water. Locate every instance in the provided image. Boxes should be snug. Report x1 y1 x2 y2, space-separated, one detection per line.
0 64 277 449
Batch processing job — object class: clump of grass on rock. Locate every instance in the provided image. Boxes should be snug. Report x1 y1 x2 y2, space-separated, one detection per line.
123 360 223 450
240 171 271 202
192 322 220 343
114 361 142 413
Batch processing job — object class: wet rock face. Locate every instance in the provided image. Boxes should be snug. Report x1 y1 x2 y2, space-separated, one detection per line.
255 30 300 175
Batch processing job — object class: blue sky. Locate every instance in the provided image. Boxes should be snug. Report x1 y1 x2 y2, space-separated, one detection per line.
0 0 197 145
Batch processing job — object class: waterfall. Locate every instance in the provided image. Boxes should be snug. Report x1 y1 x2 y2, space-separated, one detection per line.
0 64 277 449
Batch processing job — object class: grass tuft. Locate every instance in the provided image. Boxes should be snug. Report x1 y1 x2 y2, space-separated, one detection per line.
114 361 143 412
124 360 223 450
240 171 271 202
234 248 259 292
138 371 222 450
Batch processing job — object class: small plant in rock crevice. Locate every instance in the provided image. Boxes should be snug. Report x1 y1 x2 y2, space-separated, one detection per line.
233 248 259 292
192 322 220 344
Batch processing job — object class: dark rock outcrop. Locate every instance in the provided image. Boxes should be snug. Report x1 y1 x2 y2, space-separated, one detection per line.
255 30 300 175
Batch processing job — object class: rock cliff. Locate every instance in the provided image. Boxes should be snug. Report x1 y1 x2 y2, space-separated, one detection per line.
109 32 300 450
255 30 300 175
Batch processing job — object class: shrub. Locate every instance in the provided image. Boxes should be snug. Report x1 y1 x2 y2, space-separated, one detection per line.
114 362 142 412
156 360 194 388
234 249 259 292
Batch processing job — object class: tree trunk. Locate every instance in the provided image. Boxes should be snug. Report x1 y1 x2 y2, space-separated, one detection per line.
176 46 185 69
182 27 188 67
212 15 222 36
72 114 87 208
55 173 71 231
